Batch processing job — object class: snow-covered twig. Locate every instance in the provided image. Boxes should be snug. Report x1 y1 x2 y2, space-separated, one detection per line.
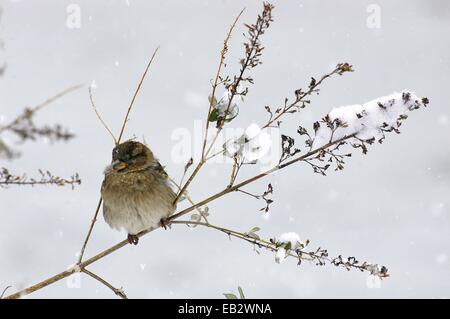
171 220 388 278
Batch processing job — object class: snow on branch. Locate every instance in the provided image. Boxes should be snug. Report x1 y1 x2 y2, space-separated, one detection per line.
313 91 429 148
294 91 429 175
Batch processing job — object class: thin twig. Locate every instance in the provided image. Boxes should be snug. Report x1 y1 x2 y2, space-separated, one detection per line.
201 8 245 160
77 198 102 264
3 133 356 299
0 84 83 134
82 268 127 299
173 10 244 205
88 87 117 144
262 65 351 129
169 133 356 221
172 220 386 276
0 286 11 299
169 176 209 224
76 48 159 264
0 168 81 188
117 47 159 143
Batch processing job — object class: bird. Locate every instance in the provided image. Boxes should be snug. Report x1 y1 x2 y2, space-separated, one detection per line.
101 140 176 245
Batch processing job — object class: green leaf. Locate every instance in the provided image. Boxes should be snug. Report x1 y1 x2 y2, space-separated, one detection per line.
238 286 245 299
223 293 238 299
208 108 219 122
190 214 201 222
208 95 218 107
284 242 292 251
249 226 261 233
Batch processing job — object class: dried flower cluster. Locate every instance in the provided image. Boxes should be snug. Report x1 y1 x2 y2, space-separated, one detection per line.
0 86 82 190
271 233 388 277
210 2 274 128
0 168 81 188
0 104 75 147
0 85 81 159
291 91 429 175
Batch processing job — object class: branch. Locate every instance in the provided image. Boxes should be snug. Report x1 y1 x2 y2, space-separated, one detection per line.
117 47 159 143
262 63 353 129
171 220 388 278
173 9 245 204
217 2 273 129
0 84 83 134
2 132 358 299
76 47 159 264
174 2 273 204
0 286 11 299
88 87 117 144
82 268 127 299
0 168 81 189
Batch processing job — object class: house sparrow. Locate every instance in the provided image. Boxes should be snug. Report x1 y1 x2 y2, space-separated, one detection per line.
101 140 176 245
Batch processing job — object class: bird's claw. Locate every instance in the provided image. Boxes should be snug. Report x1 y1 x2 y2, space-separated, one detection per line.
127 234 139 245
160 218 171 230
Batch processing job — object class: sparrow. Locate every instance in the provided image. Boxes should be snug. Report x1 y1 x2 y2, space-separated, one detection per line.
101 140 176 245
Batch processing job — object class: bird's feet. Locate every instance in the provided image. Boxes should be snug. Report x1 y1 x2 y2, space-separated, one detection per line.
160 217 172 230
127 234 139 245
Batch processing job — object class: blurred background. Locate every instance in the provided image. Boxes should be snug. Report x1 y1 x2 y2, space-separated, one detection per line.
0 0 449 298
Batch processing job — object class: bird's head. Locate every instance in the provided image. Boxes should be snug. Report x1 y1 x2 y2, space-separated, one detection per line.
109 140 155 172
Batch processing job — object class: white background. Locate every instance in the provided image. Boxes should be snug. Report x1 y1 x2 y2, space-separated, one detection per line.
0 0 449 298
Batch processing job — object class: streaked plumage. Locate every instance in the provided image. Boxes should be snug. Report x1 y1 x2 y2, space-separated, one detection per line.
101 141 176 244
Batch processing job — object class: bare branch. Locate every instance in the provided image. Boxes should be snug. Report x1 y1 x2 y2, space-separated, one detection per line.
82 268 127 299
88 87 117 144
117 47 159 144
0 286 11 299
0 84 83 134
0 168 81 189
77 47 159 264
171 220 388 278
173 9 245 205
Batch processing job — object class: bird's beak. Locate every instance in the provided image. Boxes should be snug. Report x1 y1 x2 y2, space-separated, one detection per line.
112 160 128 171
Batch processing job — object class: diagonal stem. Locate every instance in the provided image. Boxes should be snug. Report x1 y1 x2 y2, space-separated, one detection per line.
3 133 356 299
82 268 127 299
76 48 159 264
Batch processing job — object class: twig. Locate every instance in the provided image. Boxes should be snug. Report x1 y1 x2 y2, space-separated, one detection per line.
77 198 103 264
3 133 357 299
169 176 209 224
82 268 127 299
169 133 356 221
1 286 11 299
170 220 388 277
117 47 159 143
173 9 244 205
175 3 273 203
262 63 353 129
88 87 117 144
76 48 160 264
202 8 245 160
0 168 81 188
218 3 273 129
0 84 83 134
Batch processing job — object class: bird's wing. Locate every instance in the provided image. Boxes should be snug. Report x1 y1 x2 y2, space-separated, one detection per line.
151 160 169 179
